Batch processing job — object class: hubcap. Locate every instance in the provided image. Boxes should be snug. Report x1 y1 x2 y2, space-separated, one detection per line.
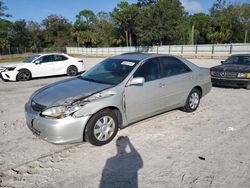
94 116 115 141
69 67 77 75
189 92 199 109
19 71 30 80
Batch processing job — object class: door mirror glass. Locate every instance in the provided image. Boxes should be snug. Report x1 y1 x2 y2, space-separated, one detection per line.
127 77 145 86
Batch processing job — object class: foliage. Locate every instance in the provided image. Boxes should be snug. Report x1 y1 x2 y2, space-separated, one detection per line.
0 0 249 52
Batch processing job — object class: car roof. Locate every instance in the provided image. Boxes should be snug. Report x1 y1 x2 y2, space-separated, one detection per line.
111 53 178 61
37 53 68 56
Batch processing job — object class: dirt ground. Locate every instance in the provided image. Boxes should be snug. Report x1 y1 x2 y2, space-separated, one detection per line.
0 57 250 188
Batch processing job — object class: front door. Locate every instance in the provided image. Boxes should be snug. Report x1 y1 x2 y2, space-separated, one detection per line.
124 58 163 123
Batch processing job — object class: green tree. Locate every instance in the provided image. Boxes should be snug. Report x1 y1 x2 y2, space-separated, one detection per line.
73 10 98 47
0 0 11 18
111 2 139 46
189 13 211 44
207 0 233 43
42 15 73 50
135 0 188 45
8 20 30 49
27 21 45 50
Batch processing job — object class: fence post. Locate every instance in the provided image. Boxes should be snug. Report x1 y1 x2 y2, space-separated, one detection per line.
181 45 183 55
211 44 214 59
169 45 171 54
195 45 198 58
229 44 233 54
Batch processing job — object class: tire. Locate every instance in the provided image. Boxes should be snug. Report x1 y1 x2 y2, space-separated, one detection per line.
181 88 201 112
85 109 119 146
67 65 78 76
246 84 250 90
16 69 31 81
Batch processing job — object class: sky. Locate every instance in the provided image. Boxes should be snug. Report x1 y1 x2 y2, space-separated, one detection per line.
3 0 250 23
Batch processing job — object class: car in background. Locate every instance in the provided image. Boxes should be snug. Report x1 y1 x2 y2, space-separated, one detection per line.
25 53 211 146
0 53 85 81
210 54 250 89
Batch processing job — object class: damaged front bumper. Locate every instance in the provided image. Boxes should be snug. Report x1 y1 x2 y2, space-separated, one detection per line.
25 100 91 144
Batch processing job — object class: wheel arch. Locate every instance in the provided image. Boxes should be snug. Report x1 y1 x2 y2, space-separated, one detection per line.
82 106 123 142
16 68 32 80
193 85 202 97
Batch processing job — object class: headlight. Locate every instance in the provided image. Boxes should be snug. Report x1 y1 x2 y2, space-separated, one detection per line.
6 67 16 71
41 105 81 119
237 73 249 78
82 89 116 103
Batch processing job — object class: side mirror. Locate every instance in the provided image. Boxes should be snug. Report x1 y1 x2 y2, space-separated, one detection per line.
127 77 145 86
221 60 224 64
35 60 41 64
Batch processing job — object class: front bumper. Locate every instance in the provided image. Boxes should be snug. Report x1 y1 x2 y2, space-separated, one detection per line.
0 70 18 81
25 102 91 144
211 77 250 88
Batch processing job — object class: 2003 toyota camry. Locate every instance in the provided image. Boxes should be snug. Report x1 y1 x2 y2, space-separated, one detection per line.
25 53 212 146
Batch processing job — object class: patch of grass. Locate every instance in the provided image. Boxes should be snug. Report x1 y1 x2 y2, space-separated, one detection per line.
0 57 25 63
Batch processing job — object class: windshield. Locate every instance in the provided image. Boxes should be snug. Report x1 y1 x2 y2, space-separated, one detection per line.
81 58 139 85
224 56 250 65
23 55 41 63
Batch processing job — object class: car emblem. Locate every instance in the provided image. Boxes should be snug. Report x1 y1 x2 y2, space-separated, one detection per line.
220 72 225 77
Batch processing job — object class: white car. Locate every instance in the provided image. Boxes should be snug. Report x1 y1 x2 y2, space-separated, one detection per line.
0 53 85 81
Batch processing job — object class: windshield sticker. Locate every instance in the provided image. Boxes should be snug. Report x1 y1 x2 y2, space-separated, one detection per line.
121 61 135 66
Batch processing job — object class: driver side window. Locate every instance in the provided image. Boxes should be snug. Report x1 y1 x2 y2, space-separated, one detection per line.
133 58 161 82
36 55 53 63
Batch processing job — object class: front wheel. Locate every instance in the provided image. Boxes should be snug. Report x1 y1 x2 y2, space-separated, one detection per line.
85 109 119 146
67 65 78 76
16 69 31 81
182 88 201 112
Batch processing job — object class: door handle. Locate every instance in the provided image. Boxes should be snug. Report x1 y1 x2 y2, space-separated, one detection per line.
188 75 194 80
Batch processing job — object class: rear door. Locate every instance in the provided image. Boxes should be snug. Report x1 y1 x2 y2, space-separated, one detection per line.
124 58 164 123
158 56 194 108
52 55 69 75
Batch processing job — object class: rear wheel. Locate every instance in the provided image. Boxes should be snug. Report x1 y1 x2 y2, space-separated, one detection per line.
182 88 201 112
16 69 31 81
246 84 250 90
85 109 119 146
67 65 78 76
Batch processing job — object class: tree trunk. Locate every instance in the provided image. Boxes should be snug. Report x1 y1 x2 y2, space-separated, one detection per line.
191 24 195 45
244 30 248 43
125 30 128 47
129 31 132 46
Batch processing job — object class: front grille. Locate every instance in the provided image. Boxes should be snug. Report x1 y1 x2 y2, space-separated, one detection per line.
212 71 238 78
31 100 46 112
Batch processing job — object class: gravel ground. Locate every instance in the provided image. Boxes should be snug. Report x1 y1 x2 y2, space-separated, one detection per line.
0 57 250 188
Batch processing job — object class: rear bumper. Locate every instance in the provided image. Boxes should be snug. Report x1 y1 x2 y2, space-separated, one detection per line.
211 77 250 88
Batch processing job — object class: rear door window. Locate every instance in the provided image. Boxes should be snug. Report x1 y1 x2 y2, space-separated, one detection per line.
160 57 191 77
53 55 68 62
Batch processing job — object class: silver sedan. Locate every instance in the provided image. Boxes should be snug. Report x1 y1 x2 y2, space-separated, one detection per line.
25 53 212 146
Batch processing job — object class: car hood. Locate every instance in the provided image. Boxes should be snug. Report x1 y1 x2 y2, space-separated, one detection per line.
210 64 250 73
0 62 27 68
32 77 113 107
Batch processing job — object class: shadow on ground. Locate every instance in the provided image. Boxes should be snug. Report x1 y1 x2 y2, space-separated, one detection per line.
100 136 143 188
